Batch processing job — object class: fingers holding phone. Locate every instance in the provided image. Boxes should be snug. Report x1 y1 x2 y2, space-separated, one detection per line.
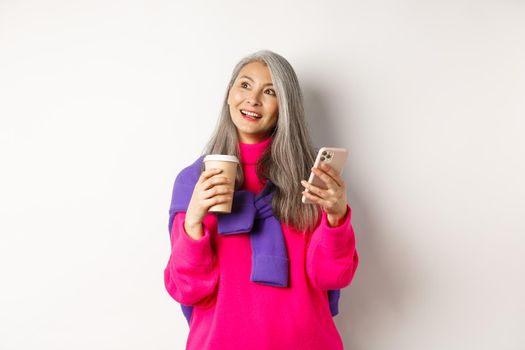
301 147 349 219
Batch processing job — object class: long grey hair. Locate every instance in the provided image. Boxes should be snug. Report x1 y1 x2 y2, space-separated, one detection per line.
201 50 321 233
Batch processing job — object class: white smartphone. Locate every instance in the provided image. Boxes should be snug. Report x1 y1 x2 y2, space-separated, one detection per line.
302 147 348 204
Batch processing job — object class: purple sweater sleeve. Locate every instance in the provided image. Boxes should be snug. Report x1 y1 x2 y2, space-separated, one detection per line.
306 204 359 291
164 212 220 308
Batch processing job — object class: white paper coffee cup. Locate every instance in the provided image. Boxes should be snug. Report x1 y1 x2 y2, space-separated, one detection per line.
203 154 239 213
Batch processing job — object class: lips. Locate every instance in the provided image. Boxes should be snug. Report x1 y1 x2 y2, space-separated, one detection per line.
240 109 262 119
241 113 260 122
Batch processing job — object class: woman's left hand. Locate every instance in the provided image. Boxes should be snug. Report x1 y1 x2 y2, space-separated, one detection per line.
301 162 348 226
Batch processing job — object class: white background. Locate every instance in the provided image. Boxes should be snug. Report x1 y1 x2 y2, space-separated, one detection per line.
1 1 524 349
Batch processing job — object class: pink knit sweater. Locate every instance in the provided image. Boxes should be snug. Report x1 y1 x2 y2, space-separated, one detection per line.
164 136 359 350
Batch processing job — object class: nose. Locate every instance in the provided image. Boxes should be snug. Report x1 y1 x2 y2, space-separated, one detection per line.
246 90 262 105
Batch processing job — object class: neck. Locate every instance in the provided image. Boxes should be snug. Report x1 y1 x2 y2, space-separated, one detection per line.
238 133 272 144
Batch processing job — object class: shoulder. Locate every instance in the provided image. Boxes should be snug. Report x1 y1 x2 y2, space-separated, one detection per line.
174 155 205 185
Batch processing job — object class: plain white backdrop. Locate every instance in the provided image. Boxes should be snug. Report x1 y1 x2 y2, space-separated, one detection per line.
1 0 524 349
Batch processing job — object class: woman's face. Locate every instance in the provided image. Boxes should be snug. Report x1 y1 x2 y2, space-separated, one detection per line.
227 61 279 144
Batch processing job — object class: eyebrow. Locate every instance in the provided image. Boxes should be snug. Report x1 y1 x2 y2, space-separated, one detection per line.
238 75 273 87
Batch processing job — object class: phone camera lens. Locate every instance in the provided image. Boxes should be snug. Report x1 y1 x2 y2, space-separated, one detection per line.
320 156 325 161
326 154 332 159
322 151 327 156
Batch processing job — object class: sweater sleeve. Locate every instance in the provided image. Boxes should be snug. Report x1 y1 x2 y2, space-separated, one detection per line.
164 212 220 308
306 204 359 291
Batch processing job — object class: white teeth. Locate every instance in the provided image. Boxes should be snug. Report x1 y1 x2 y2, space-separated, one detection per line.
241 110 261 118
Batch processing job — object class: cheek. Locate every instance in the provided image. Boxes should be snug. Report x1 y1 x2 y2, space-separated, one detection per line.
229 89 243 104
269 101 279 117
272 114 279 126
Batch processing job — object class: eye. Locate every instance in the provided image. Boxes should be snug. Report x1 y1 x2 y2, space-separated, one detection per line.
265 89 276 96
240 81 249 88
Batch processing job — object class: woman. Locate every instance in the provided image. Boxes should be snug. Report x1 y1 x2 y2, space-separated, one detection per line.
164 50 359 350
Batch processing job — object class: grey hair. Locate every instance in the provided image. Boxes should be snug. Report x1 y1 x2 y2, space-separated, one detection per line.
201 50 321 233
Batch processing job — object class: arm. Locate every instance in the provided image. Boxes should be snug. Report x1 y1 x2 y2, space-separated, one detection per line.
306 204 359 291
163 212 220 308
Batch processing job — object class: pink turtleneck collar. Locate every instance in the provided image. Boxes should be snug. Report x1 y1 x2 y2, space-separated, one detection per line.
238 136 272 165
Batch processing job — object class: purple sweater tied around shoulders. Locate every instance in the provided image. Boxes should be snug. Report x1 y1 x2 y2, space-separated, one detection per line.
168 155 341 325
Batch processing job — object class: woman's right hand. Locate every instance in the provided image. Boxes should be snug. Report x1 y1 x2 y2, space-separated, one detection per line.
184 168 234 237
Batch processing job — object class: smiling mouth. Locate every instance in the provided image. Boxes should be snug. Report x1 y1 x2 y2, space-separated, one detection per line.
240 109 262 119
